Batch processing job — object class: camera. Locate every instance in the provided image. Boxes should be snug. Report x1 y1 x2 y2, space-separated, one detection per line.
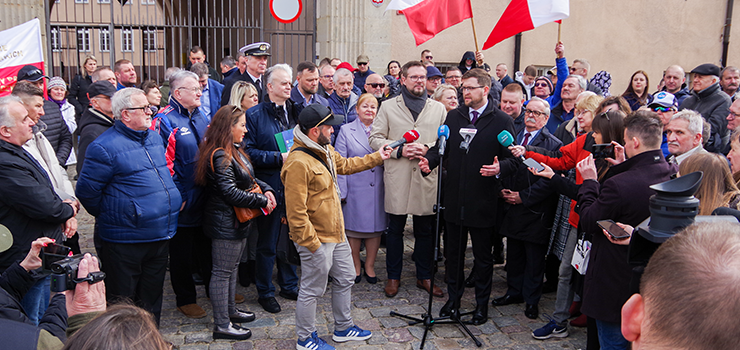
592 143 614 159
50 254 105 292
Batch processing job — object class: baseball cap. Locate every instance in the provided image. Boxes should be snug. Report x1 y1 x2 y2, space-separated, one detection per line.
17 65 49 82
336 62 357 72
356 54 369 64
649 91 678 109
426 66 443 79
0 225 12 253
299 104 343 129
690 63 721 77
239 42 271 56
87 81 116 99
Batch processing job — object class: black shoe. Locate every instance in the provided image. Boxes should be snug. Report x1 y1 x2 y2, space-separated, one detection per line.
471 304 488 325
354 275 362 284
258 297 281 313
492 294 524 306
279 289 299 301
364 272 377 284
229 309 256 323
192 272 205 285
439 299 457 318
213 323 252 340
464 272 476 288
238 261 254 287
525 303 539 319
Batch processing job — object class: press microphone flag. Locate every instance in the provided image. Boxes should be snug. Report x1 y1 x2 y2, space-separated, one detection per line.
386 130 420 150
437 125 449 156
497 130 525 161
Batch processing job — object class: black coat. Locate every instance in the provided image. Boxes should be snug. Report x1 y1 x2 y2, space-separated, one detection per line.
426 101 517 227
0 140 75 272
679 82 732 153
68 74 92 118
499 128 563 244
221 69 266 107
203 147 272 240
577 149 673 323
41 100 73 166
76 108 114 175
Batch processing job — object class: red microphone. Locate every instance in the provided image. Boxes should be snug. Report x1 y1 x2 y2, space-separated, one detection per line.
386 130 420 150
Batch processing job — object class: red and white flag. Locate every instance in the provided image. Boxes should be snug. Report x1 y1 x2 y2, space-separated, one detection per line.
0 19 45 97
386 0 472 46
483 0 569 50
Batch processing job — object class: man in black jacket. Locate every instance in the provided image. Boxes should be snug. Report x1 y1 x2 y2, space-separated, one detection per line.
420 68 517 325
76 81 115 175
679 63 732 153
221 42 270 107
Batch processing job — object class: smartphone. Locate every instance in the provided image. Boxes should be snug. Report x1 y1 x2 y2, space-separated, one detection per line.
41 243 72 271
523 158 545 172
597 220 631 240
592 143 615 159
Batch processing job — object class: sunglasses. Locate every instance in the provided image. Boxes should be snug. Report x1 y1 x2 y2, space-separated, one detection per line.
534 82 550 88
357 62 368 66
425 55 433 60
367 83 386 88
652 106 674 112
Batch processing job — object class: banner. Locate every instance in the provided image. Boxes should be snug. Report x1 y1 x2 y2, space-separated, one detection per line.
0 19 45 96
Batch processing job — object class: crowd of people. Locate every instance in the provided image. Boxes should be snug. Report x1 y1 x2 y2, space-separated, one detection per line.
1 37 740 350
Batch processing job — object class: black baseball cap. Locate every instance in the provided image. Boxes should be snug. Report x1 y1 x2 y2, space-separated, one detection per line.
87 81 116 99
17 65 49 82
299 104 343 129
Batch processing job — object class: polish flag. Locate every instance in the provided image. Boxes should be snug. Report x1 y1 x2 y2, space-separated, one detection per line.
0 19 45 97
483 0 569 50
386 0 473 46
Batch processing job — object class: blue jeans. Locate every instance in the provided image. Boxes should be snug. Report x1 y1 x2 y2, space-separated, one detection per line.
20 276 51 325
596 319 629 350
254 205 299 298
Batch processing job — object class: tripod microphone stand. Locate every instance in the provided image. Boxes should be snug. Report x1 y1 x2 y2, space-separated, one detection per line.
389 126 482 349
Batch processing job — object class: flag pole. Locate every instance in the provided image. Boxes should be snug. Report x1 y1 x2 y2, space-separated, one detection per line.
557 21 562 43
469 0 480 51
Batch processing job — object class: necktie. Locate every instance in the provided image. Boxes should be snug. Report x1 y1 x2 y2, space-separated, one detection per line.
276 105 287 127
471 110 479 124
522 132 531 146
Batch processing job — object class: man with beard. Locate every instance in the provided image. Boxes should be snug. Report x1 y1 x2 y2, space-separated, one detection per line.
290 61 328 114
363 73 386 104
419 68 517 325
369 61 447 299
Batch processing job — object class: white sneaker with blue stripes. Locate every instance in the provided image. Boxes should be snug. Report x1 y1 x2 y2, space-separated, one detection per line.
332 325 372 342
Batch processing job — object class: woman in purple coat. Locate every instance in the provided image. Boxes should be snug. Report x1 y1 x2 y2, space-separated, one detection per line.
335 93 387 284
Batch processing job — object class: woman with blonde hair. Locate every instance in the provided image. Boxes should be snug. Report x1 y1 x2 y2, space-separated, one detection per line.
432 84 459 112
679 152 740 215
69 55 98 119
228 81 260 111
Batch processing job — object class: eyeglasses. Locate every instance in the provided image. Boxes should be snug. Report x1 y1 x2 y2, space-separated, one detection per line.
569 67 577 72
321 75 334 79
461 86 485 92
652 106 675 113
525 109 547 118
178 86 203 93
534 82 550 88
126 104 154 113
445 75 462 80
729 111 740 120
367 83 386 88
406 75 426 82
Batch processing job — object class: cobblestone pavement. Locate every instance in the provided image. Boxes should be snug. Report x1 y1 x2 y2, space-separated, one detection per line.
72 174 586 350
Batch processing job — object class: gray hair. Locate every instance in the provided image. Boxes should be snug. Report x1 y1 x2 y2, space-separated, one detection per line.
220 56 236 69
566 74 588 90
670 109 704 137
573 58 591 73
169 70 199 91
333 68 353 84
431 84 457 102
319 64 335 77
265 64 293 86
0 95 22 128
189 63 209 78
528 96 551 116
164 67 181 81
112 88 145 121
91 67 113 83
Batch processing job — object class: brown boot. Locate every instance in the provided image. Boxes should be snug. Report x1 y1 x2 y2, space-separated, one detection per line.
384 279 400 297
177 303 206 318
416 279 444 297
235 293 245 304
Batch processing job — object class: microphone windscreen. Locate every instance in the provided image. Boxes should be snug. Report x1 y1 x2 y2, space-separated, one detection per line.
438 125 450 138
404 130 420 142
497 130 515 147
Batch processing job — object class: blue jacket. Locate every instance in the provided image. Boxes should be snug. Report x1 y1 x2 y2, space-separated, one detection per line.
76 121 182 243
289 86 329 116
152 98 208 227
327 91 358 134
202 78 224 122
545 57 568 108
244 99 299 203
353 69 375 91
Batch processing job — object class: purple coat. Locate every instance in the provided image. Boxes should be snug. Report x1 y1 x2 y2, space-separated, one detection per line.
335 118 387 233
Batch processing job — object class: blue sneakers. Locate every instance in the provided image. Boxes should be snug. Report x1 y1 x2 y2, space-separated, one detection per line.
532 315 569 340
332 325 372 342
297 331 335 350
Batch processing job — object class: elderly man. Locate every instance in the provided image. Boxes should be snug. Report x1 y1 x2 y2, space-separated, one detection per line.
221 42 270 106
727 99 740 135
0 94 77 324
152 70 211 319
317 64 335 99
665 110 706 165
647 92 679 158
354 54 375 91
91 67 117 86
363 73 386 102
501 84 526 135
327 68 359 134
113 59 137 90
290 61 327 113
220 56 237 79
190 62 224 122
496 63 513 87
77 88 182 324
283 104 390 350
679 63 732 153
497 97 562 320
76 81 116 174
546 75 586 134
369 60 447 298
244 64 301 313
655 65 690 105
569 58 603 96
720 66 740 101
187 46 222 83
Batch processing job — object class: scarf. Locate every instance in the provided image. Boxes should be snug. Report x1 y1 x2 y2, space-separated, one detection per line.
48 97 66 110
400 85 426 121
292 126 341 198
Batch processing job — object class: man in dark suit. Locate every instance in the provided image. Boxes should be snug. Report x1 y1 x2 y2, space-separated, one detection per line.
575 110 673 349
420 68 518 325
221 42 270 107
495 97 562 320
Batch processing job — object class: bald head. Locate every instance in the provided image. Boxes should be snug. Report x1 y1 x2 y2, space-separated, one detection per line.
663 65 686 94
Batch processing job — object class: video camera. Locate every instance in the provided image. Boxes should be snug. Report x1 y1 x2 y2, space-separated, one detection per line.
41 248 106 293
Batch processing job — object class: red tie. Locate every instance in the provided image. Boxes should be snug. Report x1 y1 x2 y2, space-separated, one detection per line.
522 132 531 146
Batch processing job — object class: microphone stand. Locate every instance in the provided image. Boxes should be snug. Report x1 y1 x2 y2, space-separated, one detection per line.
389 133 482 349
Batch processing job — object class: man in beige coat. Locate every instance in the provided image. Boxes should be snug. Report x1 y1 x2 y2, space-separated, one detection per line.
369 61 447 298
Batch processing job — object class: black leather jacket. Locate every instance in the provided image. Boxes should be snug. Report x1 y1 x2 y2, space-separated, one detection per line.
202 146 272 240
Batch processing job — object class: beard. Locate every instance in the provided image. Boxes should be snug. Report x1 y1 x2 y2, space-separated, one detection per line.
318 132 331 146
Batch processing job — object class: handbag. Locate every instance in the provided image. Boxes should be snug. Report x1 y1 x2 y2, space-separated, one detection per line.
571 235 592 275
210 148 264 223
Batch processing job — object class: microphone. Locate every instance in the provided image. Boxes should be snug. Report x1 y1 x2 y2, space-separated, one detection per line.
497 130 525 161
386 130 420 150
437 125 450 156
459 127 477 152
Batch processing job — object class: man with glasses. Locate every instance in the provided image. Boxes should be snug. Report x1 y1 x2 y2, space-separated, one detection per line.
190 62 224 123
647 92 678 158
421 49 434 66
445 67 463 89
77 88 182 325
369 60 447 299
727 99 740 135
363 73 386 102
569 58 602 96
353 54 375 92
152 70 211 319
426 66 444 97
317 64 335 100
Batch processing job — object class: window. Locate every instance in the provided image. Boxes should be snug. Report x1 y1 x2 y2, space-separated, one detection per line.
121 29 134 52
97 0 111 3
74 0 89 3
141 0 156 4
143 30 157 52
99 28 110 52
50 27 61 52
77 28 91 52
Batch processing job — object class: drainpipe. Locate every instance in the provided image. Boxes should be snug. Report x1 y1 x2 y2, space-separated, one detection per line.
513 33 522 72
721 0 733 67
